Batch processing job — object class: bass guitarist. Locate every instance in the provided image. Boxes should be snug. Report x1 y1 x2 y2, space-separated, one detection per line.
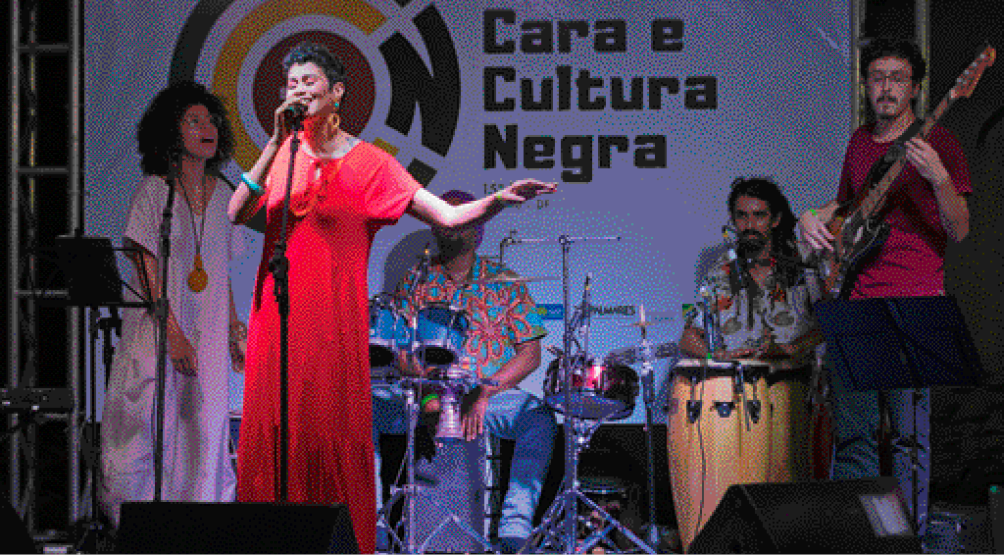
798 37 972 535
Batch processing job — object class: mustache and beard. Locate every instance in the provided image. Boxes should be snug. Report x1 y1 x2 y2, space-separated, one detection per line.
874 94 902 119
737 230 769 258
435 227 482 257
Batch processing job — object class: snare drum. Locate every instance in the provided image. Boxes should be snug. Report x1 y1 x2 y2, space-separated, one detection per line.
666 358 769 551
544 357 639 421
369 295 407 371
414 303 469 366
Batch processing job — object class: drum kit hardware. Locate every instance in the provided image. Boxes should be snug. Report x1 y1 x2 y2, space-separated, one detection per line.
370 268 498 552
372 236 684 554
517 234 686 555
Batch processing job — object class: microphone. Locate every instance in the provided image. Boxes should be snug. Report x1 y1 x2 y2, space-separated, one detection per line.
580 273 594 331
282 103 307 125
418 243 432 281
721 225 739 262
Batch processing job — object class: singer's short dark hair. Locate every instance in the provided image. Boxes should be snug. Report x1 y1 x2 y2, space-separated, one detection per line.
282 41 347 89
136 80 233 176
860 37 927 83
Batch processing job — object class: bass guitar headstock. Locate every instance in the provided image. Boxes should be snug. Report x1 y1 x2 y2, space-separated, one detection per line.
951 44 996 101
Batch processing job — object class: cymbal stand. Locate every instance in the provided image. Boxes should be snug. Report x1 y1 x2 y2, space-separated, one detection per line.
526 235 652 554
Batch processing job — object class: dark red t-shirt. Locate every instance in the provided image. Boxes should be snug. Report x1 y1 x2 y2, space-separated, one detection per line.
836 123 971 298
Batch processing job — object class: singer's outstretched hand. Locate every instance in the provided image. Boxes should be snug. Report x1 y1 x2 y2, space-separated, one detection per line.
494 179 558 205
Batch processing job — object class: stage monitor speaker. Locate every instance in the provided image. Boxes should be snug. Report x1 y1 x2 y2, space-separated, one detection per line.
689 478 921 554
116 502 358 553
2 495 35 554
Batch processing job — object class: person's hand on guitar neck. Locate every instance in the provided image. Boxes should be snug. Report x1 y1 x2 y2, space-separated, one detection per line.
903 137 951 188
797 200 841 252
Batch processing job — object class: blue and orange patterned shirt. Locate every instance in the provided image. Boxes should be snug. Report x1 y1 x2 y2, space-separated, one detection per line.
396 255 547 378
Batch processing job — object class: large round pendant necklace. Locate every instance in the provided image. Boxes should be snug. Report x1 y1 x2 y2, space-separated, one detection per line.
179 176 210 293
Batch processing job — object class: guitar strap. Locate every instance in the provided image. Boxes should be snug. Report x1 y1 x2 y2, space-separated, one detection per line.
862 118 925 201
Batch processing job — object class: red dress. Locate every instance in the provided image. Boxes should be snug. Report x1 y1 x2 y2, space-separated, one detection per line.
237 139 420 553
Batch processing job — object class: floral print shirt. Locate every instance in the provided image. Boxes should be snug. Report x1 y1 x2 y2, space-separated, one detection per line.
396 255 547 377
688 253 820 353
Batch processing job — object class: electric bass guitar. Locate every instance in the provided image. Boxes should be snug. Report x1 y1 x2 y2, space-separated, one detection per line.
817 44 996 299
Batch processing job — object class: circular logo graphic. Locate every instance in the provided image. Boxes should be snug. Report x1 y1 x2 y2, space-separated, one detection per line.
170 0 461 183
251 31 375 137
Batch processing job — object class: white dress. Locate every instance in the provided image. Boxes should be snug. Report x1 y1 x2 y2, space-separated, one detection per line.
99 175 250 527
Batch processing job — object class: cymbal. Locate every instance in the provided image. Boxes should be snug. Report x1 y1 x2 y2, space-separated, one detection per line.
461 273 559 286
604 342 680 366
621 311 674 327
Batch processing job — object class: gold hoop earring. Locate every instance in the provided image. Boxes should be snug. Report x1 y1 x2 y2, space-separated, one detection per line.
326 112 341 135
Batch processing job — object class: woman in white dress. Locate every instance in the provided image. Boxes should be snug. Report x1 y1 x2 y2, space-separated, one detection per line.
100 81 250 528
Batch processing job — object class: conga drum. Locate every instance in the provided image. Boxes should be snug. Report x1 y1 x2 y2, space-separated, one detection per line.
667 359 770 551
762 360 812 483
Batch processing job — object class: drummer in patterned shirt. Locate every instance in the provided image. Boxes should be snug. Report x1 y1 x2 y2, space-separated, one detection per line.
384 189 556 554
679 177 825 479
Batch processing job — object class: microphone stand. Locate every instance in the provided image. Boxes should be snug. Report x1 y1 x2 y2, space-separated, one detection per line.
153 158 179 501
269 116 303 502
633 309 661 550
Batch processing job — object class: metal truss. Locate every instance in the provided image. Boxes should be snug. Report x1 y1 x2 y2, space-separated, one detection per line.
6 0 85 542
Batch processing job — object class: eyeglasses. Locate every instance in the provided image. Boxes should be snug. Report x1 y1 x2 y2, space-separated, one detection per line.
865 71 913 86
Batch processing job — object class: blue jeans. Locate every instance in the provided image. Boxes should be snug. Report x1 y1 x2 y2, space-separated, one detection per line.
829 367 931 534
372 385 557 542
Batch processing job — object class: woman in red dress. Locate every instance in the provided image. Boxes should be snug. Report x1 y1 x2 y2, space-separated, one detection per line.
227 41 555 553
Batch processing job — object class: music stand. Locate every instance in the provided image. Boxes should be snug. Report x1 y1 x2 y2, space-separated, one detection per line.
55 235 150 552
814 295 984 531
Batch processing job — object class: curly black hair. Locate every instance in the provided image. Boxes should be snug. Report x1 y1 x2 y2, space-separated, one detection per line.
136 80 233 176
860 37 927 83
728 177 799 284
282 41 347 89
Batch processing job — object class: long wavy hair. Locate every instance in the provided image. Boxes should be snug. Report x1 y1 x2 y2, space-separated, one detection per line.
136 80 233 176
728 177 799 286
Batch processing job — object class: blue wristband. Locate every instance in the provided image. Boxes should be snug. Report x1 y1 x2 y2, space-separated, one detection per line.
241 173 264 196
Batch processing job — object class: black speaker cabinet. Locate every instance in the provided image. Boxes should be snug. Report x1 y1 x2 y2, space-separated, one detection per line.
116 502 358 553
689 478 922 553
